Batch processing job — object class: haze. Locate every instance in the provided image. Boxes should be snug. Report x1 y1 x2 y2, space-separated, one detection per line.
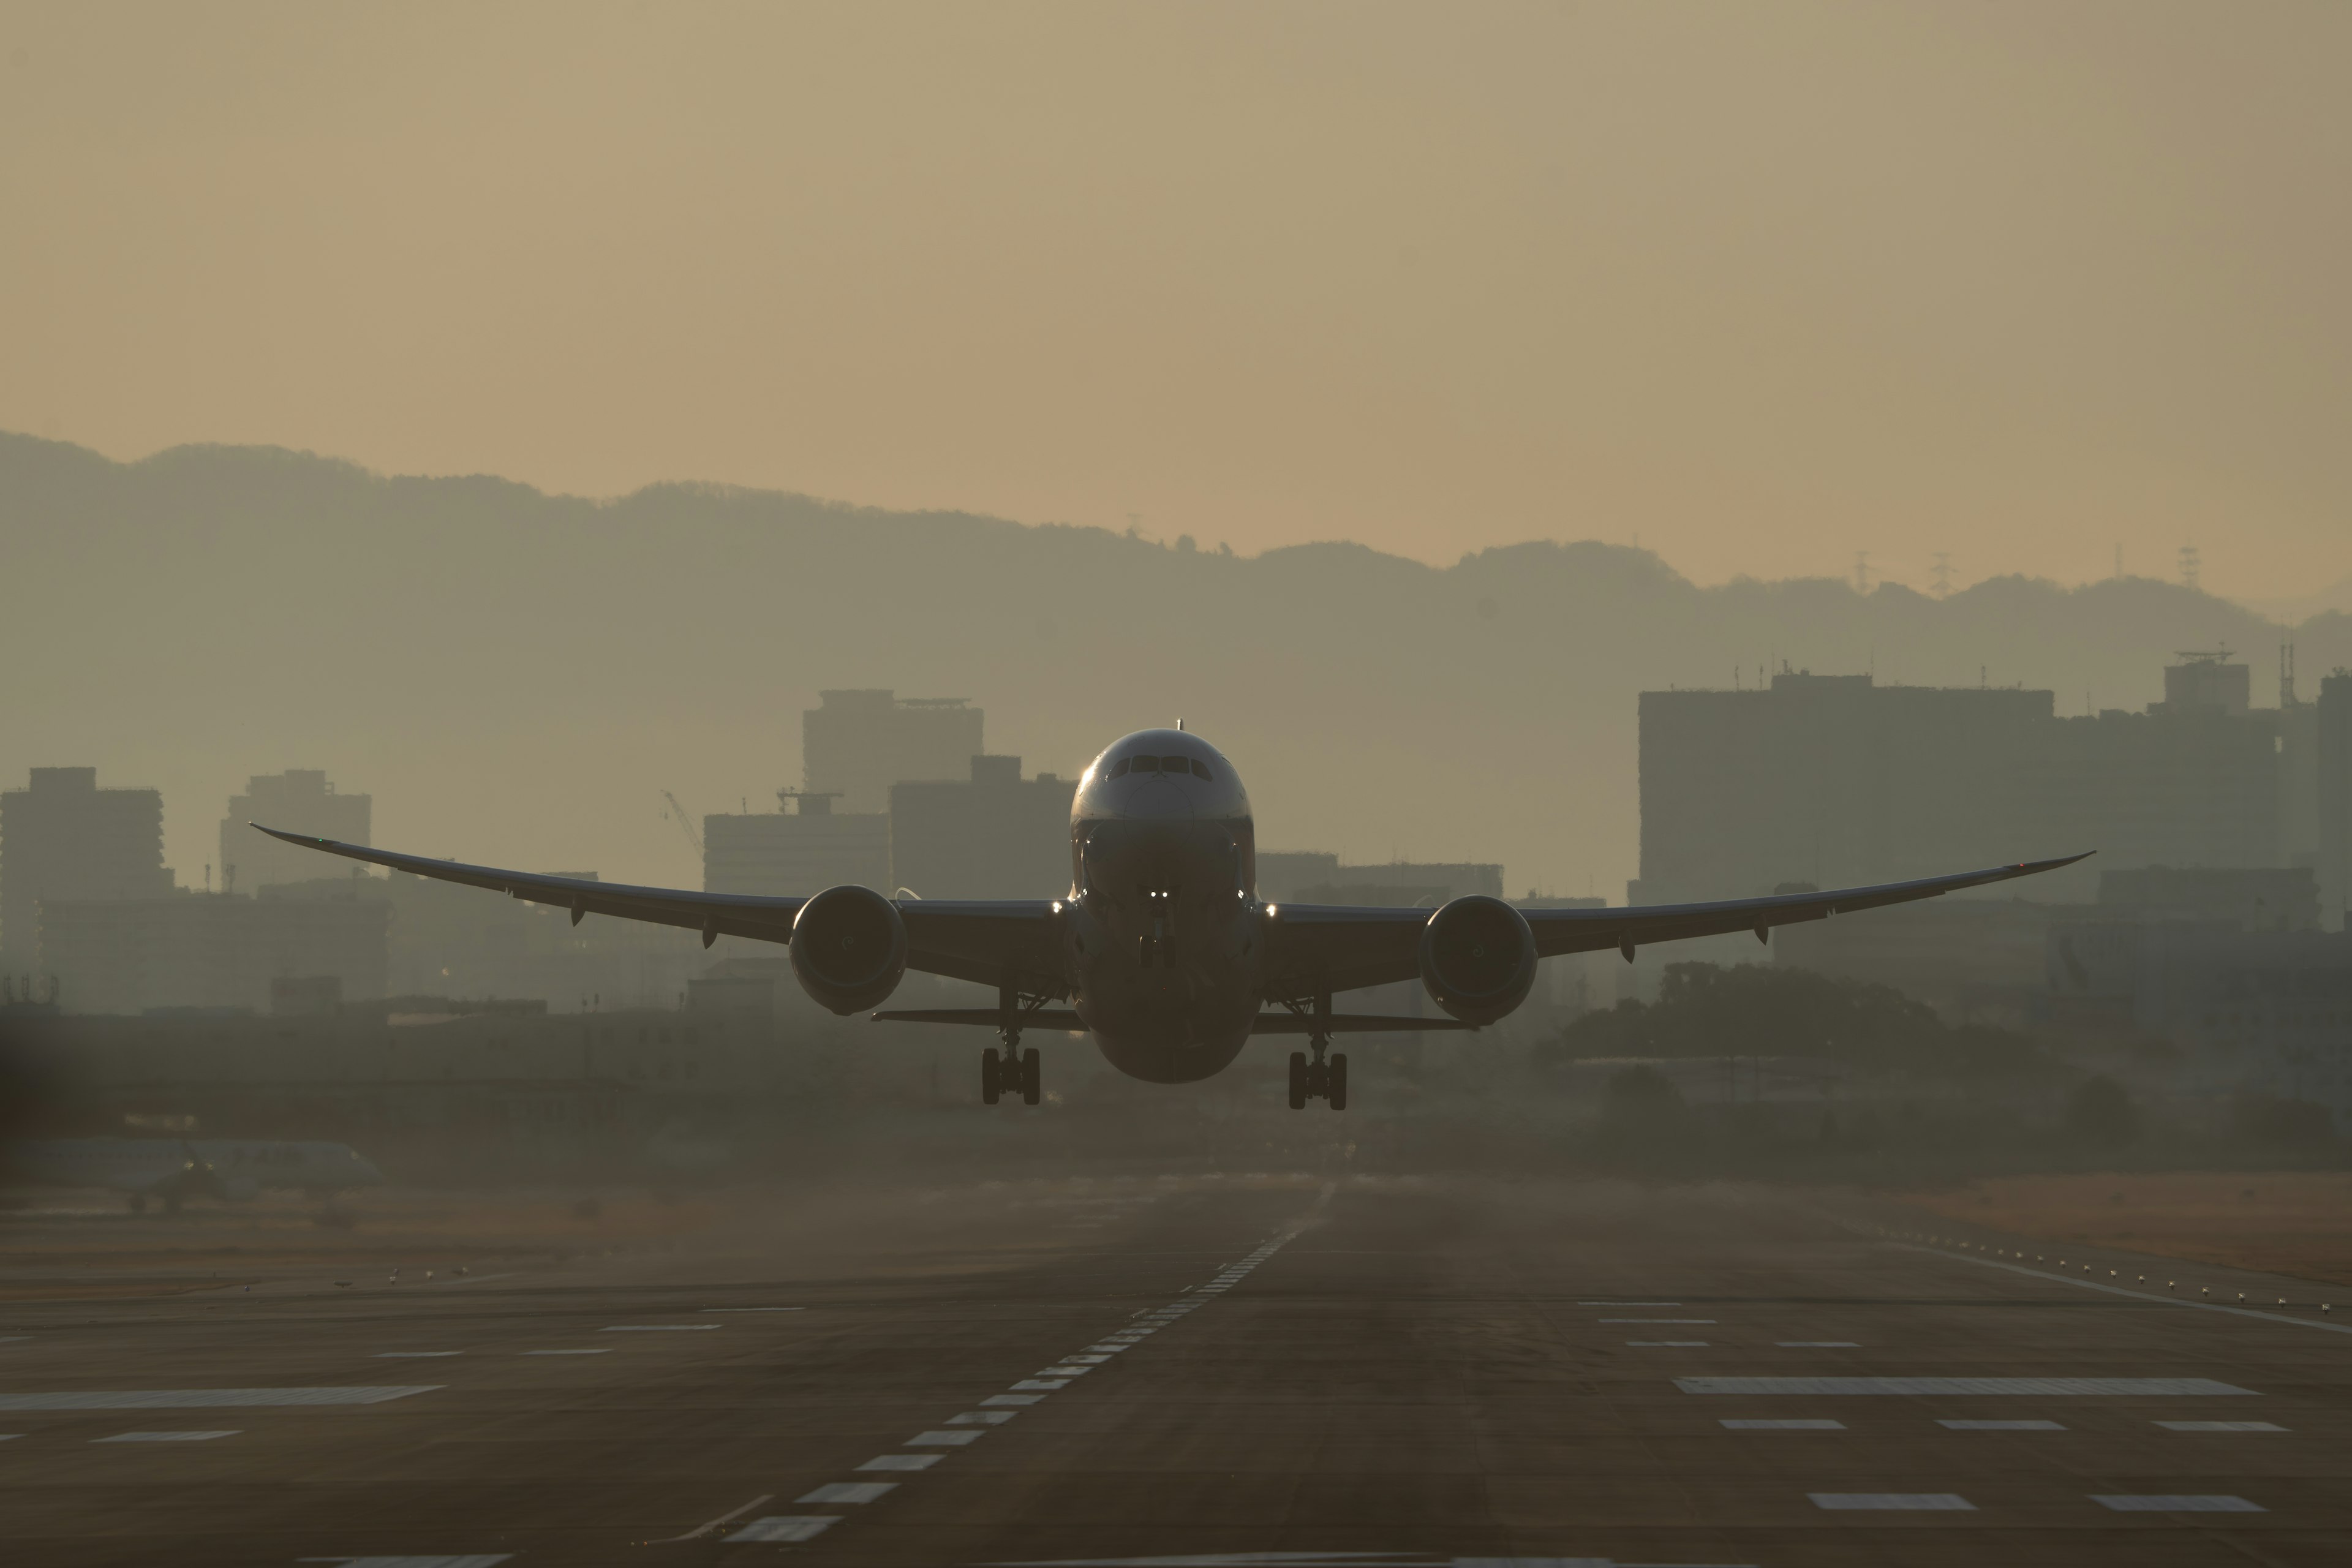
4 1 2347 600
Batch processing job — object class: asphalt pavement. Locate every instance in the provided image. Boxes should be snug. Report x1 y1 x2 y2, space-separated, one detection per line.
3 1174 2348 1567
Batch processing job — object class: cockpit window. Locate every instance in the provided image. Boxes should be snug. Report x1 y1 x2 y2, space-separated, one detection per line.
1106 756 1129 778
1189 758 1212 780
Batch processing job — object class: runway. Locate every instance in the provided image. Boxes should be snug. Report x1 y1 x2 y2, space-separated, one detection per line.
3 1174 2349 1566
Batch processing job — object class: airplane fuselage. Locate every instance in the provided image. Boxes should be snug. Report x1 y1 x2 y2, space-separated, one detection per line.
1063 729 1266 1082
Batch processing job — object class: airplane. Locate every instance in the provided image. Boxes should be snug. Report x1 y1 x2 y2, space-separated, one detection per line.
3 1137 388 1212
258 726 2084 1111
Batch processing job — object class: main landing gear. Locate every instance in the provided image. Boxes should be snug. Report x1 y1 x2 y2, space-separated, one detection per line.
981 1044 1041 1106
1285 990 1347 1111
981 980 1044 1106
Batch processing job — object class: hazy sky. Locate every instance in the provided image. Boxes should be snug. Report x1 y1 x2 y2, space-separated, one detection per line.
4 2 2346 600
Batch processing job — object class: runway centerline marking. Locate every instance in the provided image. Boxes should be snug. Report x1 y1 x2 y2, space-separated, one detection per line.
653 1491 772 1542
298 1556 513 1567
375 1352 462 1359
1940 1419 2065 1430
1721 1418 1844 1430
1811 1493 1975 1510
949 1411 1016 1425
1628 1341 1709 1347
519 1348 610 1356
700 1306 803 1312
799 1482 897 1504
1601 1319 1714 1324
724 1516 839 1543
2094 1494 2263 1512
92 1429 239 1442
856 1453 943 1472
601 1324 720 1332
909 1429 984 1446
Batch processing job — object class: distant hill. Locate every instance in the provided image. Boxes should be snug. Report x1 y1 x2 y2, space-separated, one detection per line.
5 431 2344 899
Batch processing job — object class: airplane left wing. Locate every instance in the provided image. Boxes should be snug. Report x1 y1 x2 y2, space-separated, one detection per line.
251 826 1068 995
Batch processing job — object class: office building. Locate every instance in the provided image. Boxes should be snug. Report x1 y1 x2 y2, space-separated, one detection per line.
890 756 1076 900
0 767 175 966
219 770 370 892
37 891 388 1014
804 690 985 814
704 791 890 895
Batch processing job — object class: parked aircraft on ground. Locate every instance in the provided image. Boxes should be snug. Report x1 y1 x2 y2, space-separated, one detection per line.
262 728 2082 1109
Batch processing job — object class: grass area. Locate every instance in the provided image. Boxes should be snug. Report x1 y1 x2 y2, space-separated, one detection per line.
1899 1170 2352 1287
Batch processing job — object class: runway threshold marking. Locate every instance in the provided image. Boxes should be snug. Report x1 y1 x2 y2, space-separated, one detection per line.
723 1516 839 1543
856 1453 943 1471
1676 1376 2257 1396
800 1482 897 1504
1888 1241 2352 1336
0 1386 439 1409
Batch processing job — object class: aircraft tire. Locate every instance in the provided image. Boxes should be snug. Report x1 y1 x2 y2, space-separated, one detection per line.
1020 1047 1041 1106
1328 1052 1349 1111
982 1047 1002 1105
1287 1052 1307 1110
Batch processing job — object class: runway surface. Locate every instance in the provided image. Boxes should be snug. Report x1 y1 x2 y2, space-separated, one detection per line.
4 1174 2350 1566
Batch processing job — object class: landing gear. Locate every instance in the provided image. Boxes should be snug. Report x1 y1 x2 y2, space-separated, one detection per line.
981 981 1045 1108
1285 992 1348 1110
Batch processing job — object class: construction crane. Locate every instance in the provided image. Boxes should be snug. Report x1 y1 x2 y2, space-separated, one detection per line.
660 791 703 859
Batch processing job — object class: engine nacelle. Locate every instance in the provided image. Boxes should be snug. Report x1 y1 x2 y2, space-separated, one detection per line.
1419 894 1538 1025
790 884 909 1016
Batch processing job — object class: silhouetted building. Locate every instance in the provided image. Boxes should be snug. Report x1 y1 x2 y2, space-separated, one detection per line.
804 690 985 815
220 770 369 891
37 891 387 1014
1254 852 1339 902
2322 672 2352 933
2096 867 2320 933
1641 658 2292 909
0 767 175 967
889 756 1075 899
704 791 889 895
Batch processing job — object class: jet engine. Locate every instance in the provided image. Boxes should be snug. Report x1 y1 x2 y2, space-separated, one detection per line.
790 884 909 1015
1419 894 1537 1025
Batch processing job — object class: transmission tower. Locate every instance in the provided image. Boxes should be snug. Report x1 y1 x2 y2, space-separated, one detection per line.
1929 552 1953 597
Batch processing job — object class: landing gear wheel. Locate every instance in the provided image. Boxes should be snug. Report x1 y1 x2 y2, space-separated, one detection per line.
1327 1052 1349 1111
1020 1047 1041 1106
981 1047 1002 1105
1287 1051 1308 1110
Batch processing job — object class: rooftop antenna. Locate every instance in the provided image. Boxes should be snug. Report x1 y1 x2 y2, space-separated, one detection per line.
2282 635 2298 707
1930 552 1953 597
1177 718 1185 731
1853 551 1871 594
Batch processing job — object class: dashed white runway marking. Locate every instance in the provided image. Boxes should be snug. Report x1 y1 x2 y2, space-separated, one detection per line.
1062 1354 1114 1364
1811 1493 1975 1510
1628 1341 1709 1348
1721 1419 1844 1430
983 1393 1046 1407
2155 1420 2288 1433
1012 1379 1072 1391
724 1515 839 1543
2094 1494 2263 1512
0 1386 437 1410
1939 1419 2065 1431
92 1430 238 1442
949 1411 1017 1425
297 1556 512 1567
1038 1365 1093 1377
601 1324 720 1332
1678 1376 2256 1397
519 1349 610 1356
375 1352 462 1359
855 1453 942 1472
908 1430 984 1446
799 1482 896 1504
0 1434 21 1441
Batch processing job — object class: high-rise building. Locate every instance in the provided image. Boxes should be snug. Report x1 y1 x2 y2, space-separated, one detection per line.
0 767 174 966
37 891 388 1014
220 770 371 891
803 691 986 815
704 791 891 895
889 756 1076 900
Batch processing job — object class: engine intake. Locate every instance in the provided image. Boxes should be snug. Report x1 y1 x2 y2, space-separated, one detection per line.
1419 894 1537 1025
790 884 908 1015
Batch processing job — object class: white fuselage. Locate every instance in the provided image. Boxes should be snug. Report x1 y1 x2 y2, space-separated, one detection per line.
1062 729 1267 1083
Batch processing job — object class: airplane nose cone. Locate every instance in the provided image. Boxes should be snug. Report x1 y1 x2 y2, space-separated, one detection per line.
1120 775 1194 821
